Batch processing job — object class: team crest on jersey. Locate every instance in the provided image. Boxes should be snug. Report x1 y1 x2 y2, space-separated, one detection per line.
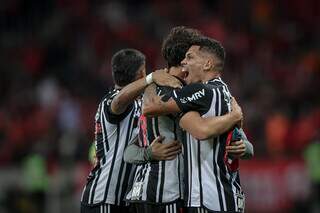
180 97 188 104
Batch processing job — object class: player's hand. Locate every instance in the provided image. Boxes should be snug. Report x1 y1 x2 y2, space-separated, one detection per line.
152 69 183 89
226 140 246 158
230 97 243 125
150 136 182 160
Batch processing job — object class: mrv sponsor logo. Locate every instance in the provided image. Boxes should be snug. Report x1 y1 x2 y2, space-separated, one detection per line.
180 89 205 103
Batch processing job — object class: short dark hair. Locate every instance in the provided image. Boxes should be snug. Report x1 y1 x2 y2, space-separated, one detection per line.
161 26 202 68
193 36 226 70
111 49 145 86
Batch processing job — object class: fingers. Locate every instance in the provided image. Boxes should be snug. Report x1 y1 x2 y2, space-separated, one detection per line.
163 140 180 147
151 135 165 145
171 81 183 89
226 144 245 151
230 140 244 146
230 97 243 122
165 143 182 153
226 148 246 154
164 153 180 160
165 77 182 89
226 140 245 151
226 140 246 157
152 69 183 88
153 140 182 161
161 150 182 161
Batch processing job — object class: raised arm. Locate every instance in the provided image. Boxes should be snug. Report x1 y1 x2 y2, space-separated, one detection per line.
179 98 243 140
143 82 212 116
142 83 181 116
111 70 182 115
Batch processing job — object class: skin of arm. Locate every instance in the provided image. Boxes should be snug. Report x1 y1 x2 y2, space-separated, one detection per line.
112 70 182 115
179 111 241 140
111 78 148 115
179 97 242 140
142 83 181 116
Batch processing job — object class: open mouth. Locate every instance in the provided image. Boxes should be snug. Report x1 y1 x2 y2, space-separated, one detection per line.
183 71 189 80
181 67 189 80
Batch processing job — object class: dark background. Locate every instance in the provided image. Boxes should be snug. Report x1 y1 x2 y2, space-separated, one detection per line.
0 0 319 212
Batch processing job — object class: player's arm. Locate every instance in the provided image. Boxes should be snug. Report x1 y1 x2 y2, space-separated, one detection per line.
179 98 243 140
111 70 182 115
142 83 181 116
143 82 210 116
226 129 254 160
123 135 182 164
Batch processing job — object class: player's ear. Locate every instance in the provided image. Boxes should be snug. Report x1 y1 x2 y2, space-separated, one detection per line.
203 59 213 72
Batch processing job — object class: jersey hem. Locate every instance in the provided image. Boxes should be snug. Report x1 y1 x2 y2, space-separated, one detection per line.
124 197 183 206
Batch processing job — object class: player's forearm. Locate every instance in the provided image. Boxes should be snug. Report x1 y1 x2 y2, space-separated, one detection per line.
111 78 147 114
201 113 240 139
180 112 239 140
143 84 170 116
142 84 181 116
239 129 254 160
123 142 153 164
142 83 157 110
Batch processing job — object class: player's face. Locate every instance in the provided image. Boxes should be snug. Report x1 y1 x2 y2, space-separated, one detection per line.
181 45 206 84
135 63 146 80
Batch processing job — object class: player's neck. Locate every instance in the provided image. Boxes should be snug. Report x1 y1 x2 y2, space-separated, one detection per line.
202 71 220 83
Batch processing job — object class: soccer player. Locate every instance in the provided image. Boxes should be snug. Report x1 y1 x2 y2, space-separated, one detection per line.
124 27 252 213
80 48 182 213
143 37 252 212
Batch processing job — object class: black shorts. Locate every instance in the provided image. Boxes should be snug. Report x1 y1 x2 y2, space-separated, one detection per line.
80 203 131 213
185 207 243 213
184 207 210 213
130 202 182 213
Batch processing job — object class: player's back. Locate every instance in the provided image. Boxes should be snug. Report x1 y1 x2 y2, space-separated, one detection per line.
81 89 141 206
126 85 184 204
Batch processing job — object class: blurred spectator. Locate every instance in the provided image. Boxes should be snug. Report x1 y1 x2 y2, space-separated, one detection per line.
0 0 319 212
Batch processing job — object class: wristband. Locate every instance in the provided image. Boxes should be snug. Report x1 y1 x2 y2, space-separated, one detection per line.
145 73 153 85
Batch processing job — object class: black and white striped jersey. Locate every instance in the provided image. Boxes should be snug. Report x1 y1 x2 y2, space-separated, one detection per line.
171 77 245 212
81 89 141 206
126 85 184 204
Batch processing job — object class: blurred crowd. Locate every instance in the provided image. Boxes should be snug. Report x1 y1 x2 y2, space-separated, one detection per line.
0 0 319 211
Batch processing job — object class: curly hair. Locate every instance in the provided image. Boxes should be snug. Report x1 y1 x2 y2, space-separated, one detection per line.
161 26 202 68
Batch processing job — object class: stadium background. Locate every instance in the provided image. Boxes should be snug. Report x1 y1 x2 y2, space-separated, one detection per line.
0 0 319 212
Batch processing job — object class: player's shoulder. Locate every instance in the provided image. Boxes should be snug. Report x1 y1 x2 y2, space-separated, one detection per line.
179 82 213 96
207 77 229 89
100 89 119 107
